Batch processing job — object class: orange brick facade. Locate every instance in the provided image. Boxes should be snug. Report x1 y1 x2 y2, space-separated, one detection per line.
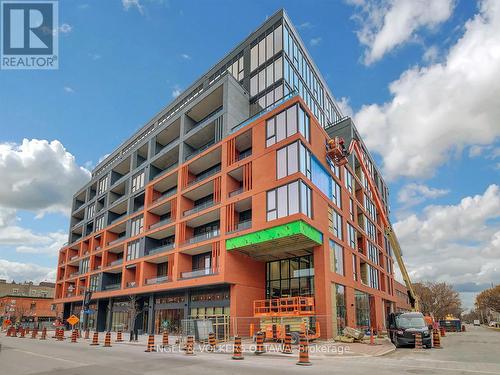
55 96 400 337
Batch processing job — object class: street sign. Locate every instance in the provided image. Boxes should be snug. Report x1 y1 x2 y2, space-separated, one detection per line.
67 315 79 326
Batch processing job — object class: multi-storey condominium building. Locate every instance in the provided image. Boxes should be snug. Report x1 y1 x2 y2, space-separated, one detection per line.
54 9 395 338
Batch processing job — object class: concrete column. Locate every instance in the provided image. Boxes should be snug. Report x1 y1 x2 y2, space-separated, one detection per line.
147 294 154 334
105 298 112 332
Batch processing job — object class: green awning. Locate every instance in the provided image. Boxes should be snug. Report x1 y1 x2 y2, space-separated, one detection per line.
226 220 323 261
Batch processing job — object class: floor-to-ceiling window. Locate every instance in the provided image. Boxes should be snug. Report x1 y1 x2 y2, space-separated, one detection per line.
266 254 314 299
354 290 371 329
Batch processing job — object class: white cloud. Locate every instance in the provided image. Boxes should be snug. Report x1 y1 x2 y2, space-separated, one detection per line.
310 37 322 47
122 0 144 15
397 183 449 208
297 22 313 30
422 45 439 63
180 53 191 60
64 86 75 94
171 85 182 98
59 23 72 34
0 259 56 283
352 0 500 179
348 0 455 65
88 53 101 61
393 184 500 286
0 139 90 216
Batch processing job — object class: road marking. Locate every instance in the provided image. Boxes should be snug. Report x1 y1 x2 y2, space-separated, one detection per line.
11 348 89 366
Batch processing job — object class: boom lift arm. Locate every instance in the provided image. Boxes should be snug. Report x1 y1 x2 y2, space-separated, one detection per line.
327 137 419 311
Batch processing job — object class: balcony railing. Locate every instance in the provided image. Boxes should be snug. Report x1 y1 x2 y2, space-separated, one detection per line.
145 275 170 285
103 283 121 291
126 281 137 288
237 149 252 161
231 90 298 134
228 220 252 233
187 165 221 187
154 162 178 180
180 267 217 279
186 139 216 161
186 229 220 245
153 188 177 203
108 237 127 247
228 187 244 198
186 107 223 135
109 258 123 267
68 271 79 278
149 217 172 230
69 255 79 261
147 243 175 256
183 200 215 217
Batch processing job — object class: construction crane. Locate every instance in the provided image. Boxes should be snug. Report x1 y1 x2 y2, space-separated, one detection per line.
327 136 419 311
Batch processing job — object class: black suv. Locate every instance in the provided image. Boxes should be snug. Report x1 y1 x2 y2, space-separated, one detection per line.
387 312 432 348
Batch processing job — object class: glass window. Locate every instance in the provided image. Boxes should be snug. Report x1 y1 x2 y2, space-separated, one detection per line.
355 290 371 328
274 25 283 52
330 240 344 275
332 180 341 208
276 111 286 141
274 57 283 81
266 64 273 88
250 74 258 96
286 105 297 137
258 69 265 93
267 180 311 221
266 33 274 60
334 284 346 335
347 224 357 249
132 171 145 193
251 45 258 72
258 38 265 66
277 147 287 179
287 141 298 175
352 254 358 281
131 215 144 236
288 181 299 214
266 255 314 298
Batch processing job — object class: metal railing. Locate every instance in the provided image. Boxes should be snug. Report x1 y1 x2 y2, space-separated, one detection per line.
153 188 177 203
186 229 220 245
154 162 178 180
108 237 127 246
145 275 170 285
180 267 217 279
228 220 252 233
237 149 252 161
186 106 223 134
109 258 123 267
228 187 244 197
188 165 221 186
149 217 172 230
147 243 175 256
183 200 215 217
231 90 298 134
103 283 121 291
186 139 216 161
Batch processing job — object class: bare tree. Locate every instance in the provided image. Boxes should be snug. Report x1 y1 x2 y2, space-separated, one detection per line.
126 295 141 341
413 282 462 319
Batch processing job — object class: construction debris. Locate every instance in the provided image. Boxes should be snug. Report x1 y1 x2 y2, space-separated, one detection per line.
343 327 364 341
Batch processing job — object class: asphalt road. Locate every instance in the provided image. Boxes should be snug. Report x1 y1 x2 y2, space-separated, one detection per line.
1 325 499 375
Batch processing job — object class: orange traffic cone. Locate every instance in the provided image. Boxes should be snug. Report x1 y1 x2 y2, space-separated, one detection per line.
145 334 155 352
296 332 312 366
103 332 112 347
254 331 265 355
71 329 78 343
282 332 293 354
185 335 195 355
232 336 244 360
40 327 47 340
90 331 99 346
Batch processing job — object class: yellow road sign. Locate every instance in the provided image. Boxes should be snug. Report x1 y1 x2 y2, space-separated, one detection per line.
67 314 79 326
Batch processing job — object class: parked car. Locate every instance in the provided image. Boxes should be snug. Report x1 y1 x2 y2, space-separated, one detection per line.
387 312 432 348
473 320 481 326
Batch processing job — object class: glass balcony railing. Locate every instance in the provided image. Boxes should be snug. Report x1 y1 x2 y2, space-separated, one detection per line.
109 258 123 267
147 243 175 256
186 229 220 245
228 187 244 197
183 200 215 217
180 267 217 279
186 140 216 161
228 220 252 233
108 237 127 247
187 165 221 187
153 188 177 203
145 275 170 285
149 217 172 230
103 283 121 291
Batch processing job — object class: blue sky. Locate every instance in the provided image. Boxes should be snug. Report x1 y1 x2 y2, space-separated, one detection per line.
0 0 499 310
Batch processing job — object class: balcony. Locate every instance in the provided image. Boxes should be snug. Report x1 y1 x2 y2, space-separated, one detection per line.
228 220 252 233
144 275 170 285
108 236 127 247
147 243 175 256
153 188 177 204
187 229 220 245
68 271 80 278
70 255 79 261
180 267 217 279
149 217 172 230
126 281 137 288
228 187 243 198
109 258 123 267
103 283 121 291
187 165 220 187
183 200 215 217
